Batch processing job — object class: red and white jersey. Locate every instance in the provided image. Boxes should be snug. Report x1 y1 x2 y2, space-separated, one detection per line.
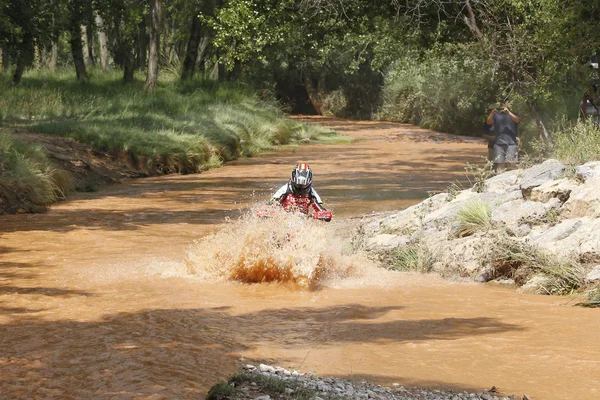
272 183 325 215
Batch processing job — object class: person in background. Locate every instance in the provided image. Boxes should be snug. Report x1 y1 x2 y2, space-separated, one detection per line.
579 84 600 122
481 119 496 163
486 101 520 171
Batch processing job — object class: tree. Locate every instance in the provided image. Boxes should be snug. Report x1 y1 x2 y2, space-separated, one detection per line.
98 0 146 82
144 0 163 90
95 11 110 72
68 0 91 83
1 0 54 84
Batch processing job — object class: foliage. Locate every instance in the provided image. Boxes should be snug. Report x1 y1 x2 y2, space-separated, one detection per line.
388 243 434 273
227 372 337 400
0 132 73 213
454 200 492 237
376 47 497 134
205 381 237 400
576 287 600 308
465 160 494 193
483 235 586 295
547 118 600 165
0 69 330 177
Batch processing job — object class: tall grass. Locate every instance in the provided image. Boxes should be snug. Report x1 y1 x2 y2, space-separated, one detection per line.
376 49 496 135
0 69 334 175
0 68 338 212
548 118 600 165
454 200 492 237
484 235 586 295
387 242 434 273
0 132 74 213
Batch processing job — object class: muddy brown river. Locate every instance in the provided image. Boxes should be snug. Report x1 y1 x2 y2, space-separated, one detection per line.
1 117 598 399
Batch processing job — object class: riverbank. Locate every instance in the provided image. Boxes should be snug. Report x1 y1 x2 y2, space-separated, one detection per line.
360 159 600 306
207 363 528 400
0 70 341 215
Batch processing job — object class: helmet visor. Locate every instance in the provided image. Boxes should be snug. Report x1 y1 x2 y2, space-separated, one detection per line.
294 170 311 188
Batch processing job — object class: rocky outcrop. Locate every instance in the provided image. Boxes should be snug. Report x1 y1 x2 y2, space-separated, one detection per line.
362 159 600 293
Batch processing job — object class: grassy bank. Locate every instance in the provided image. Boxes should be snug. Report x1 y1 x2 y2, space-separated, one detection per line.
0 132 73 213
0 69 338 214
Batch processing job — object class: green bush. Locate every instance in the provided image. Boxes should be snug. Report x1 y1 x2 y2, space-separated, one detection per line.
484 235 585 295
0 69 332 174
549 118 600 165
454 200 492 237
388 243 434 273
376 48 497 135
0 132 73 213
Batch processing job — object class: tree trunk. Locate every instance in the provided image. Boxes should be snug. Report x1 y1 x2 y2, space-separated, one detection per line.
528 102 551 144
302 67 326 115
123 58 135 83
144 0 163 91
181 13 202 80
70 22 89 83
1 45 9 71
95 13 110 72
49 42 58 71
13 35 35 85
196 37 210 72
86 22 96 65
81 25 91 66
136 18 148 70
39 46 49 69
463 0 483 39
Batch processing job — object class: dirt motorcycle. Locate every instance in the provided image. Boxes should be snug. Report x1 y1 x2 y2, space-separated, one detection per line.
256 203 333 222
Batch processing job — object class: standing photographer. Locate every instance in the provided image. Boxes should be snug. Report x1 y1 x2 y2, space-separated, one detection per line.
486 101 520 171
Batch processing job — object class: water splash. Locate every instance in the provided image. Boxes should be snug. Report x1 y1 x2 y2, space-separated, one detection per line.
185 206 366 289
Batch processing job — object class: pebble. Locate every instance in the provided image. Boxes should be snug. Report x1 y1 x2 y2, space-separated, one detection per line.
241 364 530 400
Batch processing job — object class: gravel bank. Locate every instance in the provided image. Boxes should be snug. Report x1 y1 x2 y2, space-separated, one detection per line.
207 363 531 400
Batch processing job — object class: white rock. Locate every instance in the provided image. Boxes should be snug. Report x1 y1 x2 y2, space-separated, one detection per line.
576 161 600 182
530 178 578 203
519 159 565 195
365 234 410 249
259 364 275 373
561 175 600 217
253 396 271 400
517 274 554 295
491 199 549 229
586 265 600 281
485 169 521 193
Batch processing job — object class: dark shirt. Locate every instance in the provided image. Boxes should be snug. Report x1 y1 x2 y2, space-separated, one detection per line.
493 112 519 145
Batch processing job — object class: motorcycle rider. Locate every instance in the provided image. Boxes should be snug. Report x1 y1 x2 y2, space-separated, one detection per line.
269 163 332 222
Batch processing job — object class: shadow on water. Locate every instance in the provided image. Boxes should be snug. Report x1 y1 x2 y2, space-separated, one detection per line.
0 304 524 398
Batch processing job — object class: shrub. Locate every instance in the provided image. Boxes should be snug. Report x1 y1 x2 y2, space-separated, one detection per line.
0 69 334 176
0 132 74 213
549 118 600 165
484 235 586 295
454 200 492 237
376 48 496 135
388 243 434 273
577 287 600 308
206 382 237 400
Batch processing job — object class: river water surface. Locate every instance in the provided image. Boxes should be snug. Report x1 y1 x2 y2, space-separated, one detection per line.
1 117 598 399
